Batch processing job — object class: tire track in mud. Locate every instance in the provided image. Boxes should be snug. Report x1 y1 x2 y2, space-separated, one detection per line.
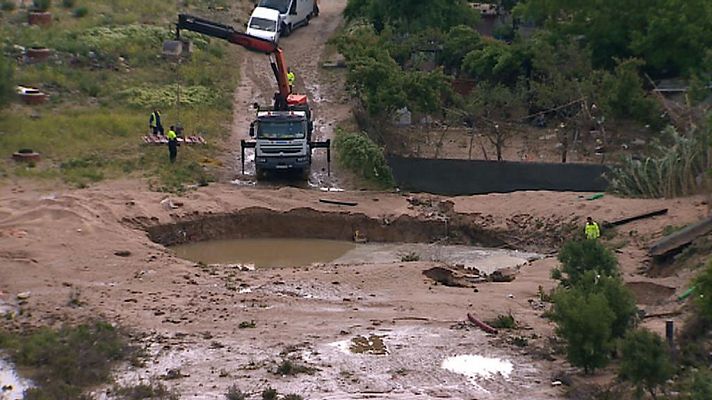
226 0 349 189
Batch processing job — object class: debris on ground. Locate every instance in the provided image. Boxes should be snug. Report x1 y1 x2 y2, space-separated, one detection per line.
423 267 484 288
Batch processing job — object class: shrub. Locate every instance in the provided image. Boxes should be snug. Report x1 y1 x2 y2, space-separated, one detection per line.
275 359 316 376
556 240 619 286
283 395 304 400
1 0 16 11
0 322 133 400
225 385 246 400
678 368 712 400
61 0 74 7
551 286 615 374
574 271 638 339
488 313 517 329
73 6 88 18
0 52 14 107
261 387 278 400
399 251 420 262
334 129 394 187
113 381 178 400
695 261 712 318
31 0 51 12
619 329 674 399
608 126 709 198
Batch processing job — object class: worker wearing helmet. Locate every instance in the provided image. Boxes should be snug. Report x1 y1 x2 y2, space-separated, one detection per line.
287 68 295 93
585 217 601 240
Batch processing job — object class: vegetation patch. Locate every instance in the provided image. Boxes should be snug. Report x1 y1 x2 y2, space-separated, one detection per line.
119 85 217 108
334 129 394 187
0 321 136 400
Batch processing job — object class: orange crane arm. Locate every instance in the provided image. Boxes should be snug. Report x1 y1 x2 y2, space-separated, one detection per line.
176 14 291 104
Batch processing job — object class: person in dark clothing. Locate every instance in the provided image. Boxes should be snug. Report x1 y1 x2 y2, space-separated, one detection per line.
167 125 178 163
149 109 164 136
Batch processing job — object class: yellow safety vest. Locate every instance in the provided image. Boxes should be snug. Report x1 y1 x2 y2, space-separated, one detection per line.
150 111 160 127
287 72 295 86
585 222 600 240
166 130 177 140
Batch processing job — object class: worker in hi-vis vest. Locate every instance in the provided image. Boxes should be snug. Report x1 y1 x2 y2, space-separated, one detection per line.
166 126 178 163
287 68 295 93
149 109 164 136
585 217 601 240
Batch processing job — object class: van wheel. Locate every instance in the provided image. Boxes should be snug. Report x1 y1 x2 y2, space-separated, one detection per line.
313 4 320 17
282 23 292 37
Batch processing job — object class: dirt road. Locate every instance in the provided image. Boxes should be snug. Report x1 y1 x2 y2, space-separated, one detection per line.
225 0 349 189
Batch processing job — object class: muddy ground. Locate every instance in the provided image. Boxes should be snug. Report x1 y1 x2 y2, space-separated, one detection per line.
1 0 711 398
0 178 708 399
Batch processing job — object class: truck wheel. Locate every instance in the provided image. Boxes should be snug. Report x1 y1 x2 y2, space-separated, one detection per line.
313 4 319 17
256 167 266 180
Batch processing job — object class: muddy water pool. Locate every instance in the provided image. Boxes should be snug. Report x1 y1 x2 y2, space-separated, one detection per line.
172 238 357 267
172 239 540 272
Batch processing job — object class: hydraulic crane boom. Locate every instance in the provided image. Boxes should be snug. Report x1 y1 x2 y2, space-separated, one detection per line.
176 14 304 110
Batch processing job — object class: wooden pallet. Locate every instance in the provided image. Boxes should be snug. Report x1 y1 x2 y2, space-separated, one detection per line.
142 135 207 145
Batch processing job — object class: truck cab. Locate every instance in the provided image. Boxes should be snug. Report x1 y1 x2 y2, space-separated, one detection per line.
246 7 281 43
258 0 319 36
250 109 313 175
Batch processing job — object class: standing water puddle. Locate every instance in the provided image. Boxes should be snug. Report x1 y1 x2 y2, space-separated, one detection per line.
0 358 32 399
172 239 539 271
172 238 357 267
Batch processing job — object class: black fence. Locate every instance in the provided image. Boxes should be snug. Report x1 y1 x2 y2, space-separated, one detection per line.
388 156 609 195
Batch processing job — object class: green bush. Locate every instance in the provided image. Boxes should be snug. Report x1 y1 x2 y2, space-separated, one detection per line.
261 387 278 400
678 368 712 400
61 0 74 7
695 261 712 318
619 329 674 399
334 129 394 187
608 126 710 198
73 5 88 18
1 0 16 11
555 240 619 286
225 385 246 400
551 286 615 374
0 322 133 400
0 52 14 107
32 0 51 12
576 272 638 338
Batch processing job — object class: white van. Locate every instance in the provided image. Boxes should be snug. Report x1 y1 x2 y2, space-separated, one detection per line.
258 0 319 37
246 7 282 43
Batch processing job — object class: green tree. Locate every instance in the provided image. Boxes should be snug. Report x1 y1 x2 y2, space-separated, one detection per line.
0 52 14 107
600 59 660 125
555 240 619 286
680 368 712 400
575 271 637 339
461 40 529 85
345 0 479 33
695 261 712 319
552 286 615 374
515 0 712 76
619 329 674 399
440 25 482 72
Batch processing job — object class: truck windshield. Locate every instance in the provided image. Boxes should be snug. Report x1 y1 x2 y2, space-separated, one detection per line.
249 17 276 32
258 120 305 139
259 0 290 14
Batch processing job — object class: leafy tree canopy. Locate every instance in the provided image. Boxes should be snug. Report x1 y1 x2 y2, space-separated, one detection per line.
552 286 615 374
515 0 712 76
345 0 479 33
620 329 674 399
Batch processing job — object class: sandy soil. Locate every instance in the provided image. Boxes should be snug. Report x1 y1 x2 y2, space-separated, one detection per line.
1 2 710 398
0 178 708 399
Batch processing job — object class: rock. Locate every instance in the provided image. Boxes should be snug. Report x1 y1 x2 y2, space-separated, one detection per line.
16 291 31 300
114 250 131 257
